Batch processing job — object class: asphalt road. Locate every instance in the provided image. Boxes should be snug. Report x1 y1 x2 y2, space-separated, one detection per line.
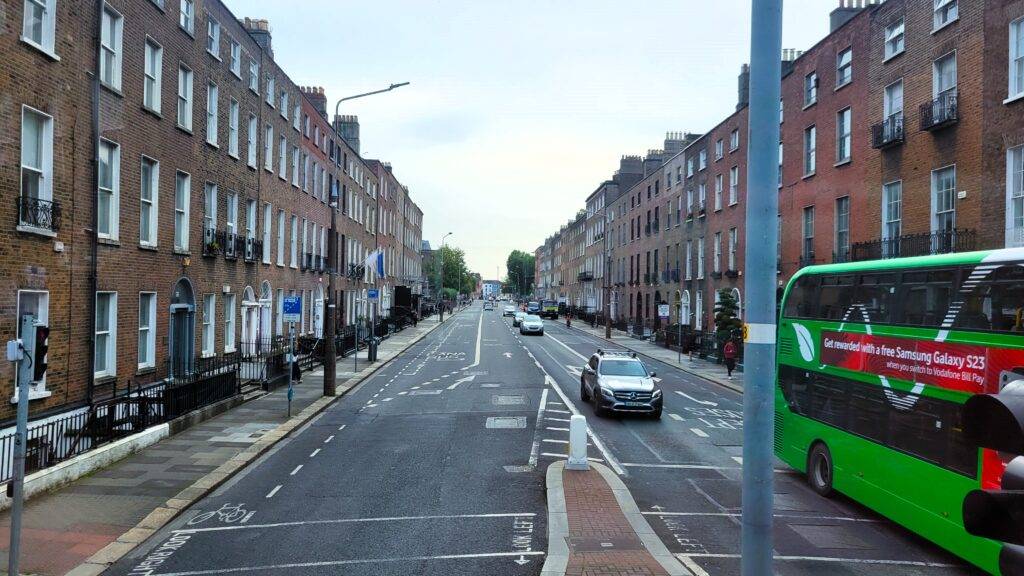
110 301 982 576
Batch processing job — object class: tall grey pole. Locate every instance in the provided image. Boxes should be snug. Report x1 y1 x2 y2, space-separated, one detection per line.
8 330 30 576
741 0 782 574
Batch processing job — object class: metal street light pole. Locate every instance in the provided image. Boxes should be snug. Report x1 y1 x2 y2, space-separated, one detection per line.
742 0 782 574
325 81 409 396
439 232 452 322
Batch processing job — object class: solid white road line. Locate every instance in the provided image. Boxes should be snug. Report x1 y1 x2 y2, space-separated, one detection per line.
668 413 683 421
337 424 346 431
152 552 548 575
621 462 794 473
674 553 960 568
690 428 709 438
544 332 588 361
543 375 626 476
528 388 549 468
643 511 882 523
461 310 484 371
309 448 321 458
546 409 571 415
545 427 569 432
175 513 538 534
674 390 718 407
545 417 571 423
447 375 476 390
289 465 303 476
324 435 335 443
265 485 282 499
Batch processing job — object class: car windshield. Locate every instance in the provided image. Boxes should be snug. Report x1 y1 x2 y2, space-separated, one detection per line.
525 315 541 322
543 301 556 307
528 302 539 307
599 359 648 377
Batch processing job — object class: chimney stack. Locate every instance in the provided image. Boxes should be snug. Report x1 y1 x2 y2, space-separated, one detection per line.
829 0 874 32
301 86 328 118
737 64 750 110
335 115 360 155
241 17 273 57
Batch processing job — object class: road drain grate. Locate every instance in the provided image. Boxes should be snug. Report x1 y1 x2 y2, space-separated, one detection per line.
486 416 526 429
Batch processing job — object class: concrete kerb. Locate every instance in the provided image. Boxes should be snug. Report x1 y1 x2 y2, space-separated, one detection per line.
71 319 446 574
541 460 570 576
568 325 744 394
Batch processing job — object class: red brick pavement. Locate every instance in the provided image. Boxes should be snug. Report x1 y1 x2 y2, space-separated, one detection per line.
562 468 669 576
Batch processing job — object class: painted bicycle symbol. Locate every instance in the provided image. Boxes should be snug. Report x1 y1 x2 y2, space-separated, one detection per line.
187 502 253 526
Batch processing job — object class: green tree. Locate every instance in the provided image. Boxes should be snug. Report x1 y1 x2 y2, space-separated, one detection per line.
503 250 536 296
714 289 742 336
423 245 478 300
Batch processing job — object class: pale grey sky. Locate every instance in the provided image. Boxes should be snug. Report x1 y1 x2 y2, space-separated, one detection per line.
225 0 835 280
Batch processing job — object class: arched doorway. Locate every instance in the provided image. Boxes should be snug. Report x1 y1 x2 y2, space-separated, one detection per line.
673 290 682 324
681 290 691 327
169 278 196 376
732 288 742 320
241 286 258 355
259 281 272 344
314 285 325 338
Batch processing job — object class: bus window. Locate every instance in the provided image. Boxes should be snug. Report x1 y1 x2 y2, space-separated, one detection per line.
853 274 895 323
783 275 818 319
953 264 1024 333
896 270 955 328
817 275 855 320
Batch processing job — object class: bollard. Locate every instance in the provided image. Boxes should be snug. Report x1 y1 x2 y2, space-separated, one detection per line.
566 414 589 470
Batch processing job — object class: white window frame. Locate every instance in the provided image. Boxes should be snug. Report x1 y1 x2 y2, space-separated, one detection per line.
836 47 852 88
249 58 259 93
836 107 851 163
206 15 220 59
139 156 159 247
280 91 288 119
22 0 58 58
882 180 903 240
697 237 705 279
201 294 215 357
204 182 217 235
97 139 120 240
1008 146 1024 247
884 18 905 61
713 231 721 273
278 135 287 178
224 293 236 353
804 72 817 106
1011 18 1024 102
206 82 218 146
19 105 54 220
143 38 163 113
228 98 239 157
179 0 194 34
290 215 298 268
263 202 272 264
728 227 737 270
177 65 193 130
803 125 816 176
276 210 285 266
94 292 117 379
291 146 299 187
729 129 739 151
229 40 241 78
138 292 156 370
933 0 958 31
714 174 723 211
247 114 258 168
835 196 850 257
264 124 274 171
225 190 238 236
931 165 957 233
174 171 190 251
715 139 723 160
266 76 275 107
729 166 739 205
99 4 123 90
933 51 957 98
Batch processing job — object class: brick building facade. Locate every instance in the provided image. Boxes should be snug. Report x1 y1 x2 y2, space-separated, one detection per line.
3 0 424 421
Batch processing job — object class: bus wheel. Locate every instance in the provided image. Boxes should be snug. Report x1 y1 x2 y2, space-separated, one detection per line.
807 443 835 498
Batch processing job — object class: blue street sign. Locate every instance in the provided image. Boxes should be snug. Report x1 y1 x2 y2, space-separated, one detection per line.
283 295 301 323
368 289 379 301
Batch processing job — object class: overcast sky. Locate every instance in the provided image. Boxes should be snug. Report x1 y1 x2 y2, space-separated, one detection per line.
225 0 834 281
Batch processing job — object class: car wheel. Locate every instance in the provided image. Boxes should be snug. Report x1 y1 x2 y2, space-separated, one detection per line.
650 408 662 420
580 379 590 402
539 330 544 336
807 442 835 498
592 392 604 417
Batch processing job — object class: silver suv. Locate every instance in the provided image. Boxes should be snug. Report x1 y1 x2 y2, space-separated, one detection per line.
580 350 662 419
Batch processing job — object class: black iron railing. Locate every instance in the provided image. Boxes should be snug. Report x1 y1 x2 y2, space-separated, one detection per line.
871 113 904 148
223 231 239 259
244 237 263 262
799 252 817 268
203 227 220 256
18 196 61 232
920 92 958 131
850 228 976 261
577 271 594 282
833 247 851 263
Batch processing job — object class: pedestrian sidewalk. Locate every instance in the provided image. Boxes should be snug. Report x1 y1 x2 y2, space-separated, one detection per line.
543 460 686 576
0 318 444 576
567 322 745 393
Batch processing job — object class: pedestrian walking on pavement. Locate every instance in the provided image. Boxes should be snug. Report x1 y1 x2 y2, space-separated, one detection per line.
723 338 738 379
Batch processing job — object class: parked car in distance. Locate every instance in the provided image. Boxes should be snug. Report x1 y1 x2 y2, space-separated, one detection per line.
513 311 527 327
580 350 662 419
526 301 542 315
502 305 516 317
520 314 544 335
483 301 494 311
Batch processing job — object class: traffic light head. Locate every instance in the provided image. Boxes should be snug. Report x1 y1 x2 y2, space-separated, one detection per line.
963 393 1024 456
33 325 49 382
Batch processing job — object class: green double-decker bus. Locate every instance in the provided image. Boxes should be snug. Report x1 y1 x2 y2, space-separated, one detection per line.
776 248 1024 575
